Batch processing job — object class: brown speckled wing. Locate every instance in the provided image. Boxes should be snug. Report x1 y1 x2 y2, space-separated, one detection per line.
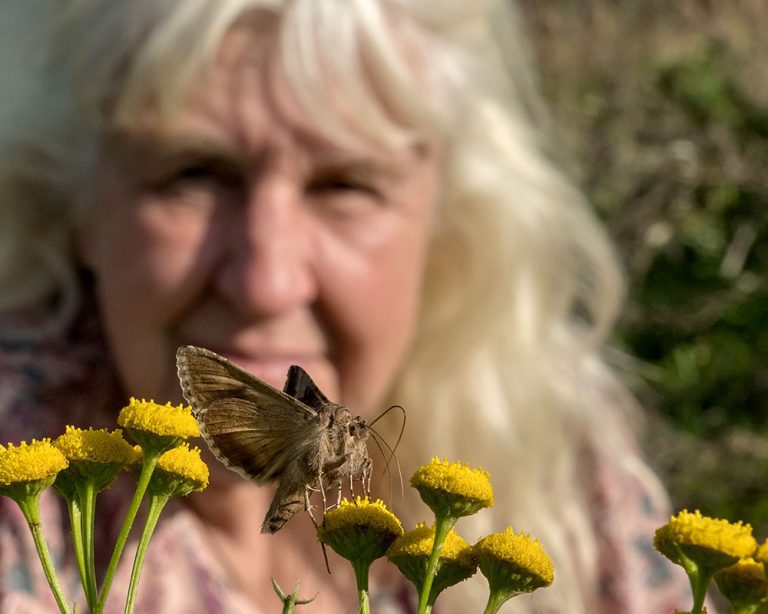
176 345 320 483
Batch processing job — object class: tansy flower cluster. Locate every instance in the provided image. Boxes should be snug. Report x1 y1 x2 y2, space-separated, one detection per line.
4 399 557 614
118 397 199 451
655 509 767 614
54 426 137 465
0 399 207 614
410 457 494 518
475 527 555 590
0 440 68 494
317 458 554 614
387 522 477 609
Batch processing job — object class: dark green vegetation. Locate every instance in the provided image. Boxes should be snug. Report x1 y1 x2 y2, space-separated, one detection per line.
520 2 768 529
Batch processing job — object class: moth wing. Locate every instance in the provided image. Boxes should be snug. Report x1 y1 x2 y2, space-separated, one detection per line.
282 364 330 412
176 345 320 482
176 345 316 418
196 397 323 483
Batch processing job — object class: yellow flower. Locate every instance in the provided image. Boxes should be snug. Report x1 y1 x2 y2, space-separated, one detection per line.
756 540 768 565
146 444 209 497
0 440 68 485
118 398 199 438
54 426 138 464
654 509 756 574
318 497 404 567
321 497 403 538
53 426 139 496
118 398 199 454
475 527 554 594
715 558 768 610
388 522 473 559
0 440 69 501
410 457 493 518
387 523 477 605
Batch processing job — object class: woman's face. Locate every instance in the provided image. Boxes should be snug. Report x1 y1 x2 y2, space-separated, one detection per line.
80 27 438 415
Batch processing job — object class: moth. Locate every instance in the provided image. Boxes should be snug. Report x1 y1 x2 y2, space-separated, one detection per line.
176 345 371 533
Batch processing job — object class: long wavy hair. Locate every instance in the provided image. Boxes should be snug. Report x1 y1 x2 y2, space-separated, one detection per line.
0 0 668 611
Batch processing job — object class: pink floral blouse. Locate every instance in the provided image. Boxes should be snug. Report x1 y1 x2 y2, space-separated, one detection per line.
0 305 693 613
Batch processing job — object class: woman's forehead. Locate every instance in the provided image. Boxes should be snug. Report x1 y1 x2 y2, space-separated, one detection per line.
122 21 427 163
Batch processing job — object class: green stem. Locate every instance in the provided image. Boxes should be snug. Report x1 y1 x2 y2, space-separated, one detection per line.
689 568 712 614
357 588 370 614
417 515 455 614
96 450 160 613
18 496 72 614
482 588 515 614
124 493 168 614
79 480 99 610
271 579 315 612
352 560 371 614
65 497 95 611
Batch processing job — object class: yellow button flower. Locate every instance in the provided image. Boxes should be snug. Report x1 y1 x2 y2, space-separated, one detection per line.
54 426 137 464
387 523 477 606
53 426 139 496
410 457 493 519
118 398 199 454
0 439 72 612
475 527 554 591
655 509 757 574
715 558 768 611
147 444 209 497
755 540 768 565
318 497 403 569
0 440 68 499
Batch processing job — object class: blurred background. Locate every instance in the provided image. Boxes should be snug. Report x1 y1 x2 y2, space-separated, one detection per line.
1 0 765 532
519 0 768 533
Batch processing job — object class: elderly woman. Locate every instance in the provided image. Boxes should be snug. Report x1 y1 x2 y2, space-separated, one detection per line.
0 0 690 612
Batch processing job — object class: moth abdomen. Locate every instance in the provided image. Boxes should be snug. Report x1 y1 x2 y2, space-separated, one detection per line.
262 483 305 534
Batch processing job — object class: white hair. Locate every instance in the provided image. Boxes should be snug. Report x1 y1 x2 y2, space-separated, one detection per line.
0 0 668 611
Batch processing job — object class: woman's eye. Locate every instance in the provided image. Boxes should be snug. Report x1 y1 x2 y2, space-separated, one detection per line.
309 177 377 195
174 165 218 183
306 174 386 214
148 165 243 200
169 165 230 188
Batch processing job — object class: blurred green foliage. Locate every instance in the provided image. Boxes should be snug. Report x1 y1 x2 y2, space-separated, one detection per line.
520 2 768 529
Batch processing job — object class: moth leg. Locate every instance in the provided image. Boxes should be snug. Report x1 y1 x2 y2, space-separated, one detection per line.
304 485 318 525
317 470 329 516
320 481 328 513
363 457 373 497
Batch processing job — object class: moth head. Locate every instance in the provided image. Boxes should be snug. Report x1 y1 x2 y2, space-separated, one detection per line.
349 417 369 441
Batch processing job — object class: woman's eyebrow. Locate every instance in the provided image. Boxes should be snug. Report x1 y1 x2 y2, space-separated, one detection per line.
311 156 398 180
106 131 250 176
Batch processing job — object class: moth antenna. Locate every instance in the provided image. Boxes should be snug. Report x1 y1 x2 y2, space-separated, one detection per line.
368 405 406 461
368 404 406 431
376 406 406 489
370 428 404 502
368 431 392 500
367 404 406 502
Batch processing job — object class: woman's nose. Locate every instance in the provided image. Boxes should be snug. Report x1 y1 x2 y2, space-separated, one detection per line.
214 174 317 317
